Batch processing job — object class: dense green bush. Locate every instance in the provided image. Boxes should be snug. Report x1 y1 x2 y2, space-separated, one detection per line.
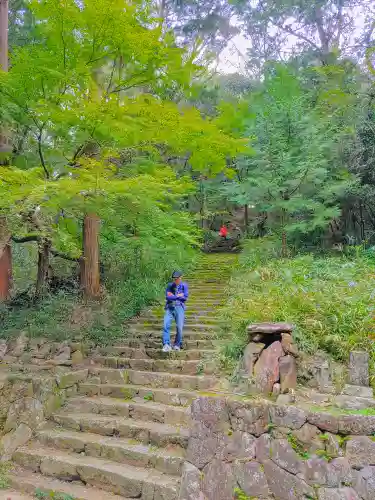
220 238 375 374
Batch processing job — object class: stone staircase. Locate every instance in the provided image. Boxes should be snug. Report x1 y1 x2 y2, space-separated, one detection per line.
6 255 236 500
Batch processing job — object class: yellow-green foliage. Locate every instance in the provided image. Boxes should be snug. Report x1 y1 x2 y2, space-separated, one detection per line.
220 238 375 370
0 0 245 255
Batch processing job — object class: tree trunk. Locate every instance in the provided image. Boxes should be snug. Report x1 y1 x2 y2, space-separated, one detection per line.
81 213 100 299
0 0 11 155
244 204 249 236
0 0 8 72
36 240 51 297
0 216 11 300
0 243 11 300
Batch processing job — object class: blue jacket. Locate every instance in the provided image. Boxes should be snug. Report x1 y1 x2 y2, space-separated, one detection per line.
165 282 189 309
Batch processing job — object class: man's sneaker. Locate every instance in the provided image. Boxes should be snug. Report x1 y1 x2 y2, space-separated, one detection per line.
162 344 172 353
173 345 181 351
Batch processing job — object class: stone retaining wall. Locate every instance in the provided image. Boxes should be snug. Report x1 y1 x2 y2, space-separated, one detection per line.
179 396 375 500
0 368 89 461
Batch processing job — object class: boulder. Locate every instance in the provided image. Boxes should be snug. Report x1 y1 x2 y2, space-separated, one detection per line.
256 433 272 463
248 323 293 334
201 459 237 500
279 355 297 393
8 333 28 357
179 462 204 500
57 369 88 389
233 460 270 498
0 340 7 360
342 384 373 399
263 459 314 499
318 488 360 500
292 423 322 453
354 465 375 499
308 411 339 434
334 395 375 411
349 351 369 387
71 350 84 365
0 423 32 461
52 345 71 365
281 333 299 357
242 342 265 375
304 457 352 488
270 439 305 475
346 436 375 469
187 421 221 470
254 341 283 394
325 433 342 459
4 397 44 433
190 397 229 431
227 400 269 436
338 415 375 436
217 431 256 462
269 404 307 430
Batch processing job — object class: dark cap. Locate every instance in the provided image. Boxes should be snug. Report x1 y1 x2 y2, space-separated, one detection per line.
172 270 183 279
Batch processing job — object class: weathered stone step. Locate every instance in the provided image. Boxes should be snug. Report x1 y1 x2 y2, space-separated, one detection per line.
51 412 189 449
89 367 218 390
36 428 185 476
9 467 128 499
96 346 214 360
79 382 198 406
127 322 219 331
93 356 214 376
13 446 180 499
110 338 217 350
138 317 222 325
130 331 218 341
65 396 191 426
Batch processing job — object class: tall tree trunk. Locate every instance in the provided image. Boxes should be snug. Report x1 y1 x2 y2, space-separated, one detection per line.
0 243 11 300
36 240 51 297
244 204 249 236
0 0 11 155
0 217 11 301
81 214 100 299
0 0 8 72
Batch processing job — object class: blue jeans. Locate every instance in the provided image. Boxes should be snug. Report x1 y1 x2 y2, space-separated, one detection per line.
163 306 185 347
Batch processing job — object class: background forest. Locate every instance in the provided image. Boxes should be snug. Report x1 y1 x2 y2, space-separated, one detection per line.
1 0 375 365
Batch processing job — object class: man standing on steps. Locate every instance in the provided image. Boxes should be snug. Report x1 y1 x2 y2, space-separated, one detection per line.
162 271 188 352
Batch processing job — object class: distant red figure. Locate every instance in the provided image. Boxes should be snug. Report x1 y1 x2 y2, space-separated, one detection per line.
219 225 228 239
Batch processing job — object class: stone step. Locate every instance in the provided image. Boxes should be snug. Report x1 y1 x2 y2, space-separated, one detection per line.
96 346 214 360
138 317 222 325
89 367 218 390
93 356 214 375
129 331 219 341
65 396 191 426
36 428 185 476
9 467 127 500
79 383 198 406
126 322 219 331
110 338 217 350
13 446 180 499
51 412 189 449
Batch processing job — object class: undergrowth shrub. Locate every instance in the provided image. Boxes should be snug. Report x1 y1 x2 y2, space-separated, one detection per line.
220 237 375 375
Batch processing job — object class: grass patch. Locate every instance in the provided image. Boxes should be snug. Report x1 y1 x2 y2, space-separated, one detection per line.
219 237 375 374
0 462 11 489
35 489 77 499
